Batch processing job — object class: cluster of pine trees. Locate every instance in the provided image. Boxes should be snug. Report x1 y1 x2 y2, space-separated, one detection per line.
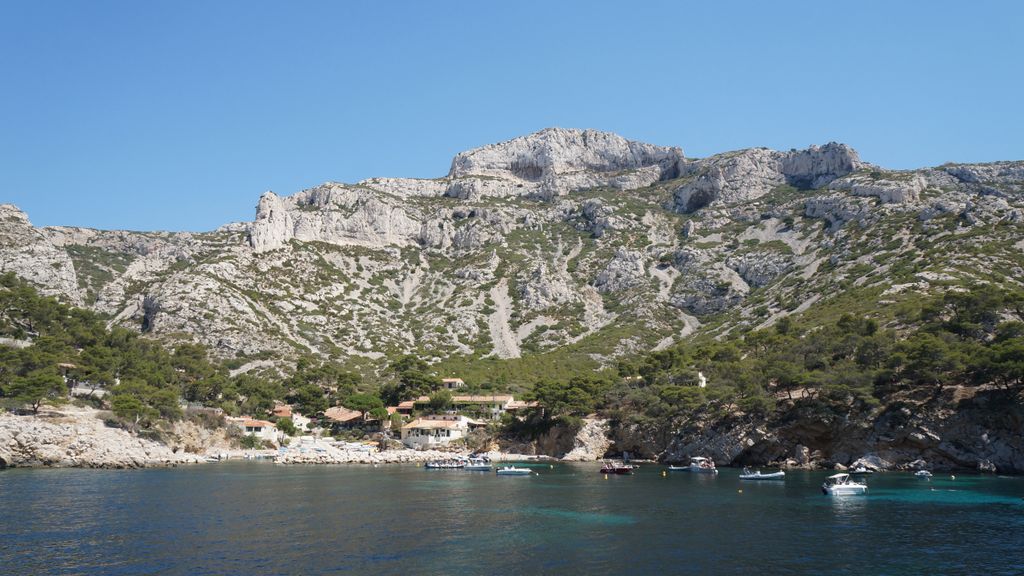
3 270 1021 441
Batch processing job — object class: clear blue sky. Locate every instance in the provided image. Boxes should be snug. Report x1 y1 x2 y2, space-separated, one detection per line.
2 1 1022 231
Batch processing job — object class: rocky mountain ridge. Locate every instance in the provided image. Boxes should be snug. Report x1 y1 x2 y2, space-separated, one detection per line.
2 128 1023 384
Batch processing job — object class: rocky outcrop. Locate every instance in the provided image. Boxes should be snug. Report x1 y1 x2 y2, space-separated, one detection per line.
451 127 682 180
449 128 683 199
0 205 81 303
249 186 421 252
561 418 612 461
942 161 1024 190
657 386 1024 473
725 251 791 288
520 262 576 309
593 248 647 294
0 407 202 468
672 143 861 213
829 171 926 204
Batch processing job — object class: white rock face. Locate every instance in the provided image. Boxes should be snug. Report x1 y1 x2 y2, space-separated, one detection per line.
520 262 576 309
0 407 201 468
943 161 1024 187
561 418 612 461
249 185 421 252
594 248 647 293
448 127 683 199
830 172 926 204
0 205 81 304
672 143 862 212
249 192 294 252
450 127 683 180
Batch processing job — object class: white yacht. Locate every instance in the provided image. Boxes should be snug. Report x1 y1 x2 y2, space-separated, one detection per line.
687 456 718 474
915 470 933 478
822 473 867 495
464 457 492 471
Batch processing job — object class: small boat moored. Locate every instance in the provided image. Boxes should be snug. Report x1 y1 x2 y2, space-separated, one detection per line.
687 456 719 474
463 457 492 471
739 467 786 480
496 466 532 476
915 470 933 478
848 465 875 475
600 460 636 475
822 473 867 495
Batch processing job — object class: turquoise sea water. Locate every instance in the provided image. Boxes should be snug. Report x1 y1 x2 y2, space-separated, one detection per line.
2 462 1022 575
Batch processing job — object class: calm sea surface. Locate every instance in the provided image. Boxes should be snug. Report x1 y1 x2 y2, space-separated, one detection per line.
2 462 1023 575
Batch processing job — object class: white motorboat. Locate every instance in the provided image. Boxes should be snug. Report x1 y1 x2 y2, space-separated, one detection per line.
739 467 785 480
496 466 531 476
849 465 875 475
914 470 933 478
464 458 492 471
687 456 719 474
822 473 867 495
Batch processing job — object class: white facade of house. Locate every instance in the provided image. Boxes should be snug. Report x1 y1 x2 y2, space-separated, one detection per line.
441 378 466 390
400 415 470 449
228 418 279 444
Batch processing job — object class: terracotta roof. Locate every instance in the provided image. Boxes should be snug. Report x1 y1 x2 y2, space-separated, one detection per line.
386 406 398 415
272 405 292 417
397 400 416 409
323 406 362 423
242 419 275 429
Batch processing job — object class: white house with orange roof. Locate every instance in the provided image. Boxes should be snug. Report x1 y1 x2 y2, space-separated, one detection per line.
227 417 279 444
441 377 465 390
400 415 482 449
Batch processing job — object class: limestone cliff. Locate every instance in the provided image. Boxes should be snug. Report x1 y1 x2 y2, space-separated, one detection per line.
0 128 1019 382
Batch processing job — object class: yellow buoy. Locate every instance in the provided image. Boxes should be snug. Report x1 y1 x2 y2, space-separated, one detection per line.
604 474 609 480
738 489 743 494
550 465 554 469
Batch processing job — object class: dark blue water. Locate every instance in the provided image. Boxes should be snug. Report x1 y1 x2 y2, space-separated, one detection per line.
2 463 1022 575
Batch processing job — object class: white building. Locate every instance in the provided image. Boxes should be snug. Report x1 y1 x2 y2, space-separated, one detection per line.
272 404 311 431
228 417 279 444
441 378 466 390
401 415 475 449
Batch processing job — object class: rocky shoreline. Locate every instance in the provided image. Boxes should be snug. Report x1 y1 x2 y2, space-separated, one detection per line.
0 408 556 470
0 408 202 469
4 394 1020 474
273 445 552 465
